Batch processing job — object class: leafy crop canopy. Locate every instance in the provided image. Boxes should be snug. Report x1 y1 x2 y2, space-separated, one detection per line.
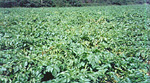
0 5 150 83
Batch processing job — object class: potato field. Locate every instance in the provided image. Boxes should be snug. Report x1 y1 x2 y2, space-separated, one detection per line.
0 5 150 83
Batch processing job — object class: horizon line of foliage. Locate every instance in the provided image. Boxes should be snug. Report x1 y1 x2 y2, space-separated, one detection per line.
0 0 150 7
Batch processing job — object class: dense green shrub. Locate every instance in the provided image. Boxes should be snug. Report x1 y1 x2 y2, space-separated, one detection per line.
0 5 150 82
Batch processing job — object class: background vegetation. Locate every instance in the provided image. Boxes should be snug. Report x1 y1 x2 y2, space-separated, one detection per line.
0 0 150 7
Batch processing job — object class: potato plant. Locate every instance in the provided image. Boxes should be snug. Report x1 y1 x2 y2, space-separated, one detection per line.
0 4 150 83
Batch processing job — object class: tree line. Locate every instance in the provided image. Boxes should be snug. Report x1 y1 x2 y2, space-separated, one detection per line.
0 0 150 7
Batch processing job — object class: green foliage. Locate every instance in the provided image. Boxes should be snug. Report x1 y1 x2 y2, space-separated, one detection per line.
0 5 150 82
0 0 150 7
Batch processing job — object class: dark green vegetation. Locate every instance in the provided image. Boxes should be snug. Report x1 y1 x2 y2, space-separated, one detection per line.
0 0 150 7
0 5 150 82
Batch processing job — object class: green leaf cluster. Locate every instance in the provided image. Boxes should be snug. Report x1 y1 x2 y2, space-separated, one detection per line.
0 5 150 83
